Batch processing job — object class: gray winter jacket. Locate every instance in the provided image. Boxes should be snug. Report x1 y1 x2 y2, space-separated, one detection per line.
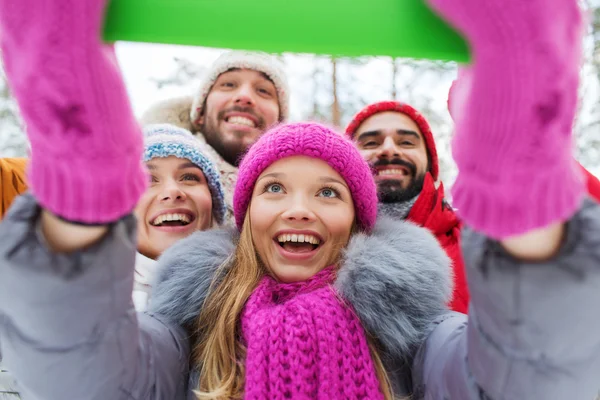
1 193 599 399
0 362 19 400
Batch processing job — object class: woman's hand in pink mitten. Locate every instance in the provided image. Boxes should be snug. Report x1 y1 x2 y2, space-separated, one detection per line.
427 0 585 239
0 0 147 224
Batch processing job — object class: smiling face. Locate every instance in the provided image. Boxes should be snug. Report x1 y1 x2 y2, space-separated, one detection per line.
354 111 429 203
198 68 280 166
134 156 213 260
248 156 355 283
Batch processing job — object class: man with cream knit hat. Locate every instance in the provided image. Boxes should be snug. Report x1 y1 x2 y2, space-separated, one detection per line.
141 51 290 222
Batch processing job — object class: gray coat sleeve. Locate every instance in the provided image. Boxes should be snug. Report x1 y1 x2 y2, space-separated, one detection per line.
0 194 190 400
413 198 600 399
1 357 21 400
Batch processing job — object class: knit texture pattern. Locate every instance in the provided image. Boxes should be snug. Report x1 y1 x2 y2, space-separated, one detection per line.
143 124 227 224
190 51 290 124
241 268 384 400
377 194 419 221
427 0 586 238
234 122 378 232
0 0 147 223
346 101 440 181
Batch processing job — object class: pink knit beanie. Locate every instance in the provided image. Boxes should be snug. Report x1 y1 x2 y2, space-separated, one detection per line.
234 122 378 232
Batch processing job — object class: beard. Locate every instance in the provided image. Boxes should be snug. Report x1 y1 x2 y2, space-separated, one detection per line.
200 106 266 167
373 158 426 203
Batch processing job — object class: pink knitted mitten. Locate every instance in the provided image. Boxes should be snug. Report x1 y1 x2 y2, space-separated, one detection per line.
0 0 147 223
428 0 586 238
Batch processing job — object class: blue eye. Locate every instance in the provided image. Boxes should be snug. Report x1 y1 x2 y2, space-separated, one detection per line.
319 188 338 198
266 183 284 193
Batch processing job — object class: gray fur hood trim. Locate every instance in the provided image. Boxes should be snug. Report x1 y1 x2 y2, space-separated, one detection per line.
139 96 195 132
149 226 237 329
336 218 452 360
150 218 452 360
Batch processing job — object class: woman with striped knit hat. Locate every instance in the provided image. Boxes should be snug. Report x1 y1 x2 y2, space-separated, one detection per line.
132 124 226 311
0 124 226 398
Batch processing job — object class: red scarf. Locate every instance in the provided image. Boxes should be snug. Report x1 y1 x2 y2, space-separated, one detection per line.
580 163 600 203
407 173 469 314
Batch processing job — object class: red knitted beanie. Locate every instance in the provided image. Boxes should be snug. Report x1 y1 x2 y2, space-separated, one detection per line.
345 101 439 181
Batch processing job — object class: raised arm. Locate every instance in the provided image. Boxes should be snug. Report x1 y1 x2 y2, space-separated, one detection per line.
412 0 600 398
0 1 190 398
1 195 190 399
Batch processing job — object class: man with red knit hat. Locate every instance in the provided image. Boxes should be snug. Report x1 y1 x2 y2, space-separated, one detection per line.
346 101 469 314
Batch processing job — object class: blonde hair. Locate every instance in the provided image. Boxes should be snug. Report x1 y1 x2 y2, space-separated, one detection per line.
192 213 395 400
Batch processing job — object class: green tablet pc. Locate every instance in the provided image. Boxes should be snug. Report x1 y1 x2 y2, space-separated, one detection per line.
103 0 470 62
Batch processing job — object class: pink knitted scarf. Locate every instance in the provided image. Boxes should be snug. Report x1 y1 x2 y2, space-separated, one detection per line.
240 268 384 399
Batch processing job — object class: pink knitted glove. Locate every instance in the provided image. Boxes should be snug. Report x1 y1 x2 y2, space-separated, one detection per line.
0 0 147 223
427 0 586 238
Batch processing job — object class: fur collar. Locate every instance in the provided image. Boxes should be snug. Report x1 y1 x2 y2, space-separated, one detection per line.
140 96 195 132
150 218 451 361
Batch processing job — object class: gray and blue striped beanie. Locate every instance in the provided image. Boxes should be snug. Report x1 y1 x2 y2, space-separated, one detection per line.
143 124 226 225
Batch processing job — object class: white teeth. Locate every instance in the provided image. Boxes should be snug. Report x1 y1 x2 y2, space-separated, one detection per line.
151 213 191 226
228 116 256 128
378 169 406 176
277 234 321 245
